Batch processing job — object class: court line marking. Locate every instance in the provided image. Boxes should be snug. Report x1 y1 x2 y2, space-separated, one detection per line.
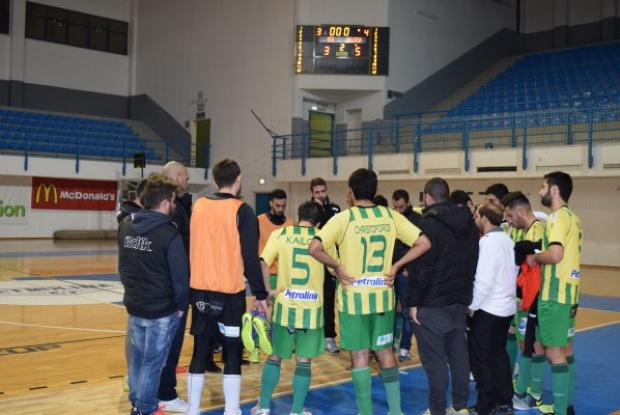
0 320 126 334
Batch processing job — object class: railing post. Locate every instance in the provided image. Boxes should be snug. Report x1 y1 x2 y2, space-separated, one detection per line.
463 120 470 172
413 117 421 173
368 128 374 171
272 135 277 177
522 131 528 170
24 131 29 171
332 128 338 175
301 133 307 176
567 110 573 144
588 108 594 168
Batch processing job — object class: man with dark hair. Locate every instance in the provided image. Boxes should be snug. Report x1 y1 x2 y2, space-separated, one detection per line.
501 191 547 412
119 174 189 415
258 188 294 289
484 183 510 206
391 189 423 362
309 177 341 354
408 177 480 415
117 178 147 394
186 159 269 415
527 172 582 415
372 194 389 207
252 201 333 415
450 189 476 216
309 168 431 415
469 202 517 415
117 179 147 225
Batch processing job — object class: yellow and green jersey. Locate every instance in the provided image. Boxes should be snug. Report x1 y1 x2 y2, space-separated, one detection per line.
316 205 422 315
540 206 583 304
510 219 545 244
261 225 331 329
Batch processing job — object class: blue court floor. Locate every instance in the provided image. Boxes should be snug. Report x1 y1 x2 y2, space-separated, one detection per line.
202 295 620 415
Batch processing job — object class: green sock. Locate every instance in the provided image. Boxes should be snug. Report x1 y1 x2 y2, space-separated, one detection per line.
259 359 281 409
515 355 532 395
351 366 372 415
530 354 546 398
291 362 311 414
567 355 576 406
551 363 570 415
394 313 403 346
506 333 518 375
381 365 401 415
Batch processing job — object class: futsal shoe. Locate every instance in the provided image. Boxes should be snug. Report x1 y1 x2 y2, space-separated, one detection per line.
241 312 255 354
252 312 273 355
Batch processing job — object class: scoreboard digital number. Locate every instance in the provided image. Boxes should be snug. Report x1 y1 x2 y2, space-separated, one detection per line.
295 25 389 75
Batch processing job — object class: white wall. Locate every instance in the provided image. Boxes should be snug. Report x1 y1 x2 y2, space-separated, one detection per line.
521 0 619 33
0 34 9 80
1 0 131 96
387 0 515 98
133 0 296 197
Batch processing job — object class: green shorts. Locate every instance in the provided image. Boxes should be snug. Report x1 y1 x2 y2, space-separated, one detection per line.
537 300 576 347
515 308 529 342
338 309 395 351
271 323 324 359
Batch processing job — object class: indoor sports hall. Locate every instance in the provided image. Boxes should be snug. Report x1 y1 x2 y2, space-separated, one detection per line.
1 1 619 414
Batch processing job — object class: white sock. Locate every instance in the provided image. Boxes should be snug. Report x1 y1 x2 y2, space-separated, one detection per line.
222 374 242 414
400 348 408 356
187 373 205 413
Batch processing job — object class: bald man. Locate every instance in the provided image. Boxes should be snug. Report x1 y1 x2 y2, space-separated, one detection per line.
158 161 192 412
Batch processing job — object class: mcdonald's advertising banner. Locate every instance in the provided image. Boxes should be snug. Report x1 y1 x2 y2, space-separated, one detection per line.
31 177 117 211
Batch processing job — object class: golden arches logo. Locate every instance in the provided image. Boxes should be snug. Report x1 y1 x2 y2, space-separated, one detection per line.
35 183 58 204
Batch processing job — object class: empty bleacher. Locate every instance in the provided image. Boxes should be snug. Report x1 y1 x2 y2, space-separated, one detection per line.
0 108 158 160
428 42 620 133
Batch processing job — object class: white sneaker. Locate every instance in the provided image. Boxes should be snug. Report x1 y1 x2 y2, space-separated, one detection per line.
290 408 312 415
158 397 189 413
250 397 270 415
325 337 340 353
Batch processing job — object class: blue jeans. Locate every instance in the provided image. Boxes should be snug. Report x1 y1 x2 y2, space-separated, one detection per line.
394 271 413 351
128 312 181 414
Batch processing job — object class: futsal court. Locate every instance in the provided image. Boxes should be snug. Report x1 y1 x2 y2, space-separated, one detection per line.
0 239 618 414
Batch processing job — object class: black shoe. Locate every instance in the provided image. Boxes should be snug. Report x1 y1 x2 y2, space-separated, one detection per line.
205 361 222 373
568 405 575 415
495 404 514 415
241 358 250 366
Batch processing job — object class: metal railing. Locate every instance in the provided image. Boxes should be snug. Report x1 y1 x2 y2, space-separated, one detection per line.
0 126 210 177
271 106 620 176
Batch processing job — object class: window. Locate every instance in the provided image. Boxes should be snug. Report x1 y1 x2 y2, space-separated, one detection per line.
25 2 128 55
0 0 10 35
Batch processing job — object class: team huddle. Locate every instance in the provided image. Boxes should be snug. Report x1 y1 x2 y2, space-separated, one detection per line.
117 160 582 415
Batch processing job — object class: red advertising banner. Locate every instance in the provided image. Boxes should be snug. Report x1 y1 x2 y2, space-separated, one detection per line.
31 177 118 211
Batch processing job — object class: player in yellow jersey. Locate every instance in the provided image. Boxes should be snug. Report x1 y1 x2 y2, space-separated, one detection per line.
501 191 546 411
527 172 582 415
308 168 431 415
251 201 333 415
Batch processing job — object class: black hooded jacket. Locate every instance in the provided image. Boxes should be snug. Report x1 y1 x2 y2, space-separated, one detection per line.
407 202 479 308
119 210 189 319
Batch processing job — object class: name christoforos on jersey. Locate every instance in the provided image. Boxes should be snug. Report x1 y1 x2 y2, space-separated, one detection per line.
354 223 392 234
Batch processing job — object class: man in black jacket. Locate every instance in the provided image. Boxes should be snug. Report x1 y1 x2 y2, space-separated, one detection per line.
119 174 189 415
408 178 479 415
309 177 342 353
391 189 423 362
158 161 195 412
